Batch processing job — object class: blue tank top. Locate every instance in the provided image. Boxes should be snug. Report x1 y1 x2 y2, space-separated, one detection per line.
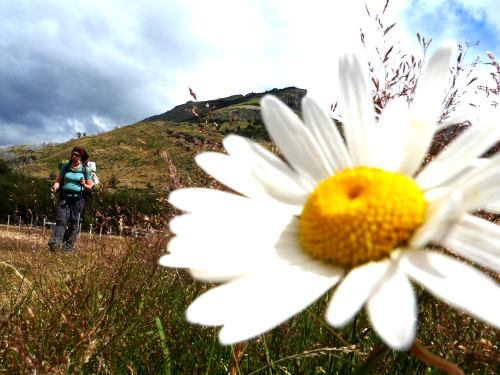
60 164 91 194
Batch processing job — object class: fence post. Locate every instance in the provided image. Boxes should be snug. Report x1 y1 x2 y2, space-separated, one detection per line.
43 218 46 234
7 215 10 232
89 224 93 238
18 217 22 232
99 225 103 239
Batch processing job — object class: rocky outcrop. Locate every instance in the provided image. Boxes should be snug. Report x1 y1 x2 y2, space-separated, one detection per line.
146 87 307 123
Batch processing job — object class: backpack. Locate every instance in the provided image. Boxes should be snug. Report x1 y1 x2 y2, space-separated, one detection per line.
85 161 100 185
60 160 100 200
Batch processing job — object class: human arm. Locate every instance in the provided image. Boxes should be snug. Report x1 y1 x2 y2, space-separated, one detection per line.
79 166 94 191
51 175 63 192
79 177 94 191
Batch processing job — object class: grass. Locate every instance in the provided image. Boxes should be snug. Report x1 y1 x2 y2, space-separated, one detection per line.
0 226 499 374
1 120 225 190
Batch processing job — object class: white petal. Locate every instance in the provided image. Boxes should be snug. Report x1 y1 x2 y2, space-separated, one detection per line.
443 214 500 273
185 278 242 327
413 154 500 237
168 187 298 222
167 213 297 257
401 250 500 328
223 134 312 205
368 98 412 172
182 231 312 283
338 54 374 166
188 268 251 283
260 95 331 185
301 96 352 172
399 46 452 176
252 164 309 210
160 249 261 281
162 216 312 281
195 153 301 212
168 210 295 241
416 113 500 190
169 188 256 214
450 154 500 214
161 237 309 282
432 157 490 189
410 190 463 248
396 119 436 177
485 200 500 214
437 110 478 131
412 46 452 123
193 210 294 237
367 268 417 350
468 158 492 168
195 152 266 199
186 262 344 344
326 260 390 327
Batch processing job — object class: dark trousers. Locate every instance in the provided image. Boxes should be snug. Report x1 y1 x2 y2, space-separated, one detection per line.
48 195 85 252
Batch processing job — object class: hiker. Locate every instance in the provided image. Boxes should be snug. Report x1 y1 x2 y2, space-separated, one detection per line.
48 146 93 252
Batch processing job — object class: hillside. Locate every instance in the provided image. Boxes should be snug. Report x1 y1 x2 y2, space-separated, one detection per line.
0 87 307 190
1 121 223 191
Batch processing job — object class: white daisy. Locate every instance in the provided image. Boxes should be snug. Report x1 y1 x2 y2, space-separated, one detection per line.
159 45 500 350
468 159 500 214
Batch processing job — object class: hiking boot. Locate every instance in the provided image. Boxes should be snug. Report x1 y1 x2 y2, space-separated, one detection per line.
48 242 63 252
63 244 75 252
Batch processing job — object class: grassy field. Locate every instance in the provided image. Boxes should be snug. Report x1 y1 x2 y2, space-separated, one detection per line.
0 225 498 374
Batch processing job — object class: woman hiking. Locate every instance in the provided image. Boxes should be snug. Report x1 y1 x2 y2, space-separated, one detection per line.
48 146 93 252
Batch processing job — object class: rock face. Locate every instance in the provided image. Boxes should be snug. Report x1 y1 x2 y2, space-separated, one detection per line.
145 87 307 123
268 87 307 111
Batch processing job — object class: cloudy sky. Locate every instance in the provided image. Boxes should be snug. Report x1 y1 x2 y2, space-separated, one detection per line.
1 0 499 146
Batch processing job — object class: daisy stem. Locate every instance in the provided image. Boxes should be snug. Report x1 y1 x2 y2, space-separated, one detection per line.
230 342 246 375
409 339 464 375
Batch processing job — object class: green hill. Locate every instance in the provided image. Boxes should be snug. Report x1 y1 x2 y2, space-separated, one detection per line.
0 87 307 191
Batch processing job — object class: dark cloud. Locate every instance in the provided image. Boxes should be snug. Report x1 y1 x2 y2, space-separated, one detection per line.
0 1 202 146
3 0 498 148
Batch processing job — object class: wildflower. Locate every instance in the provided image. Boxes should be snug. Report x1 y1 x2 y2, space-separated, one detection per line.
160 46 500 350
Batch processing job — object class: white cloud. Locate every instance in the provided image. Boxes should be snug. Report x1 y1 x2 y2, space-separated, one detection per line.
402 0 500 53
165 0 369 108
1 0 499 146
91 115 114 132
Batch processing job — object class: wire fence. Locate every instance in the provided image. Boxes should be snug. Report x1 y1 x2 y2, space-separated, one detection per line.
1 214 170 240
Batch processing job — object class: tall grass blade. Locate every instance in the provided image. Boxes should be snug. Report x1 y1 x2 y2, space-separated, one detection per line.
155 316 172 375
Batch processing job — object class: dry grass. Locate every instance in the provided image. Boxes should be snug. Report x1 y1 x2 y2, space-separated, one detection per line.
0 227 176 373
0 226 499 374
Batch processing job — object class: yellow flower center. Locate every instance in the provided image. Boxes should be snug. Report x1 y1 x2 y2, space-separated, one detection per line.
299 167 426 268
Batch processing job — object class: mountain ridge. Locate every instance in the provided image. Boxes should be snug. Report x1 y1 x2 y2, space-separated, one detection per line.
146 86 306 123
